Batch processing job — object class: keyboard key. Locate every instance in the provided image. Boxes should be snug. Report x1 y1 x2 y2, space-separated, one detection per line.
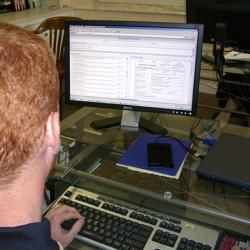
64 199 71 206
177 242 187 250
131 234 147 244
149 217 157 225
167 223 174 231
105 231 112 237
124 238 145 249
139 224 153 233
118 235 125 242
188 240 196 247
194 242 204 250
75 194 83 201
100 217 106 223
59 198 66 204
82 210 88 217
137 214 144 220
168 218 181 224
152 230 163 242
173 225 182 233
159 221 168 229
119 223 126 229
130 247 142 250
130 211 137 219
139 229 151 238
117 229 125 235
167 234 178 247
180 237 188 244
92 226 98 233
143 216 151 223
186 240 196 250
64 191 72 197
159 232 170 245
102 203 128 216
111 227 118 233
113 221 119 227
121 208 128 216
86 224 92 231
162 232 170 240
124 231 132 237
169 234 178 241
98 228 105 235
104 237 113 246
112 241 122 248
203 245 212 250
93 200 101 206
132 227 139 234
160 237 169 245
120 243 130 250
167 238 176 247
132 221 140 228
111 233 118 240
80 230 104 242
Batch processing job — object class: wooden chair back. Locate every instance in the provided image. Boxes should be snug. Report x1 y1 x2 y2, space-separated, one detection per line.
33 16 81 119
33 16 81 66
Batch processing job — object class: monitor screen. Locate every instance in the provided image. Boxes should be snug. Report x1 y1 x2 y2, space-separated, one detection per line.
65 21 203 118
186 0 250 50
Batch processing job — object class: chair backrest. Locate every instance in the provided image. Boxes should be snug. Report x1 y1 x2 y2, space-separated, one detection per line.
33 16 81 63
33 16 82 119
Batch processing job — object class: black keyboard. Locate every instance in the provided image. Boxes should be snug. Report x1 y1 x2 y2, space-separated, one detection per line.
53 186 220 250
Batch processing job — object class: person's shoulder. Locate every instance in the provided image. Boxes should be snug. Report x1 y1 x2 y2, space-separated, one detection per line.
0 220 60 250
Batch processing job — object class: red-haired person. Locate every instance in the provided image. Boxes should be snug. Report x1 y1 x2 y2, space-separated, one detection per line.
0 22 84 249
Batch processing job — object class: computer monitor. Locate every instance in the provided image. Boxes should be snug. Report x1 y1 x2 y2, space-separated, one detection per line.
186 0 250 51
64 20 203 133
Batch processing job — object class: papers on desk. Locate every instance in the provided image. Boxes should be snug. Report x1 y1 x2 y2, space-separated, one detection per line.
225 51 250 62
116 132 191 179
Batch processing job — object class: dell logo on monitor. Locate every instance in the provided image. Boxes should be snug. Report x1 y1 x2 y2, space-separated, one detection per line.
123 106 132 110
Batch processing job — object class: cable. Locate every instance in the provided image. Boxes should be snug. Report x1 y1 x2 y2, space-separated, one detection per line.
189 117 202 141
154 135 190 151
201 56 214 66
151 113 159 122
205 120 218 139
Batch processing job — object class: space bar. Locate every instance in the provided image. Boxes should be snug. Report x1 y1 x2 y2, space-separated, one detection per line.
80 230 105 242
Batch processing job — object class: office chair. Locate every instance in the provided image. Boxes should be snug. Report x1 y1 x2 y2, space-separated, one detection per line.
33 16 82 119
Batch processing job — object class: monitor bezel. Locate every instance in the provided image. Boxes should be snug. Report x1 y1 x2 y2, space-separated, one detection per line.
64 20 204 116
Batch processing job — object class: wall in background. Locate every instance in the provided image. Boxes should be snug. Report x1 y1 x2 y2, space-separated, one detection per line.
61 0 186 23
98 0 184 6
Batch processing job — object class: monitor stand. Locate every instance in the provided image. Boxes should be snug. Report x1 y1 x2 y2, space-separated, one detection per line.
90 110 167 135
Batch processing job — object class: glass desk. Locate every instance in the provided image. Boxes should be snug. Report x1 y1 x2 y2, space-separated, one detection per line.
50 107 250 248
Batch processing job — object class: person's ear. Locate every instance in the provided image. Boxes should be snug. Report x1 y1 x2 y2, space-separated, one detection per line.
45 112 60 156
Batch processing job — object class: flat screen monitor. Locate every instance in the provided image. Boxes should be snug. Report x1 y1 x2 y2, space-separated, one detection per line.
65 20 203 133
186 0 250 50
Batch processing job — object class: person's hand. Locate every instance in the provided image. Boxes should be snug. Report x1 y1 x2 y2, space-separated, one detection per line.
13 0 24 11
46 205 85 248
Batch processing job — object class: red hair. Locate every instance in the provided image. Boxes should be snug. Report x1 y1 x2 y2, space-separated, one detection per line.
0 22 59 187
